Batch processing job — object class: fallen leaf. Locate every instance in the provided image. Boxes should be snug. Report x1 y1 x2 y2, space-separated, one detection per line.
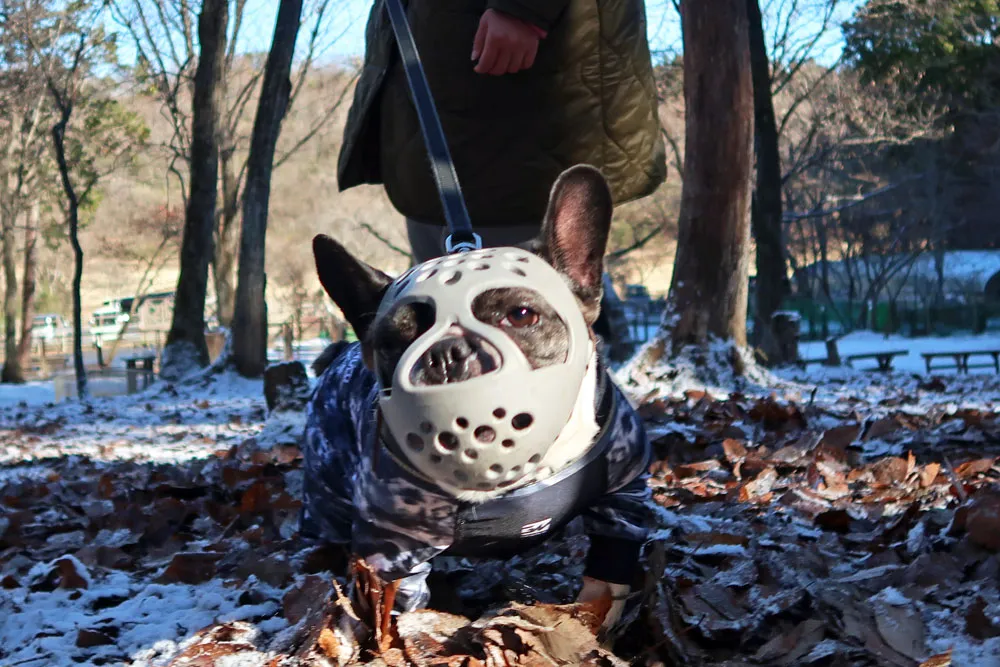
966 596 1000 640
954 458 996 478
967 492 1000 551
157 552 223 585
870 457 909 485
317 627 341 658
919 463 941 488
873 597 926 662
76 628 116 648
920 651 952 666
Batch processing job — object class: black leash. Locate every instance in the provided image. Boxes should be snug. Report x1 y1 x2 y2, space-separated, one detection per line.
384 0 481 254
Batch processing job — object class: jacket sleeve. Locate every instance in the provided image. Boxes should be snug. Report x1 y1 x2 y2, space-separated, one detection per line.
580 391 653 586
580 473 652 585
487 0 569 32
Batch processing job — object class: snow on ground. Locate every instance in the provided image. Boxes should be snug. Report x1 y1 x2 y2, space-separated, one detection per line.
0 381 56 408
800 330 1000 375
0 369 265 466
3 337 1000 665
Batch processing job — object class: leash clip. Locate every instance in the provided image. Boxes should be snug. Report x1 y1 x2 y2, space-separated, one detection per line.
445 232 482 254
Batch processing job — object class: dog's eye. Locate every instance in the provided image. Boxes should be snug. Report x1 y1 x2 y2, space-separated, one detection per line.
502 306 539 329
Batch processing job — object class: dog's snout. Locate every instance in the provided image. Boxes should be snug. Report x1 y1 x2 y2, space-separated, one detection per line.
429 338 473 366
424 338 475 384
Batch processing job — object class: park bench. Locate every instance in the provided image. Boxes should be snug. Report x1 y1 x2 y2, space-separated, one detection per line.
844 349 909 372
124 353 157 393
921 350 1000 374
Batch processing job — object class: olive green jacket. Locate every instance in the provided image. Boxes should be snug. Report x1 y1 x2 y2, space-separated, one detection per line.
337 0 667 227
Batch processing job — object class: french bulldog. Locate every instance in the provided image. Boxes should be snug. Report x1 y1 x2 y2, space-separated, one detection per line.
301 165 651 631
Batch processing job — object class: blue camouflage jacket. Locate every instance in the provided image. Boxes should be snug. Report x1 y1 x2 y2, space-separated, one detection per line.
301 342 651 611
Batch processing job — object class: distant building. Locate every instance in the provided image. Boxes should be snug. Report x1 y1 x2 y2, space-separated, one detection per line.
90 291 175 338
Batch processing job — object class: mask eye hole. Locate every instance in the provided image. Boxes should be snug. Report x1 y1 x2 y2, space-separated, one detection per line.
501 306 539 329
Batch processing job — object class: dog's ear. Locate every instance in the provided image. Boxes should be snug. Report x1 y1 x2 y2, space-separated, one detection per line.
313 234 392 342
537 165 613 324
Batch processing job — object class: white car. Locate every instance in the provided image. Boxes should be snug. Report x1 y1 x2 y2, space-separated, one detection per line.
89 304 130 341
31 314 70 342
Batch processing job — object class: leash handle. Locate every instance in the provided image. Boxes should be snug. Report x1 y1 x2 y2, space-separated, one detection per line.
383 0 480 254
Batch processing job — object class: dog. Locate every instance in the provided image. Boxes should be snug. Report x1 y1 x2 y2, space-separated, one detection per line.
300 165 652 630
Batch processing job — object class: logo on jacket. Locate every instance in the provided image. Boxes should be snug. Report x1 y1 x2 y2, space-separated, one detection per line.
520 517 552 538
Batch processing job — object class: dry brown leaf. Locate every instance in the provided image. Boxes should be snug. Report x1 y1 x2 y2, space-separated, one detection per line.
317 627 341 658
873 598 926 662
674 460 722 478
240 479 273 514
919 651 952 666
965 596 1000 640
954 458 996 478
752 619 825 664
820 424 861 449
919 463 941 488
76 628 115 648
870 457 909 485
740 466 778 501
721 438 747 462
283 575 334 625
967 492 1000 552
865 417 905 441
157 552 222 585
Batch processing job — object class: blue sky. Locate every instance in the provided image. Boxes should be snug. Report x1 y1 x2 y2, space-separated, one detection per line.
111 0 864 68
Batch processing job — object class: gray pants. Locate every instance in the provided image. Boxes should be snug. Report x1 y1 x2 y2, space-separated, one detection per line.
406 218 540 263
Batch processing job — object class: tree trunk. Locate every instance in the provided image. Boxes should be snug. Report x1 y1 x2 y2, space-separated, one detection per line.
747 0 790 365
162 0 228 380
53 116 87 399
11 201 39 383
231 0 304 378
660 0 754 356
1 207 19 383
213 151 240 328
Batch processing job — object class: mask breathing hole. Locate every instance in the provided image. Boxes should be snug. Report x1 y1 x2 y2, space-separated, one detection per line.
508 266 526 277
477 482 492 489
420 421 434 434
489 463 503 474
511 465 522 473
462 448 478 462
470 262 489 271
430 454 442 464
416 269 437 283
438 432 459 451
493 408 506 419
516 256 530 263
455 417 469 430
405 434 424 451
442 270 462 285
454 470 469 482
501 439 515 448
528 454 542 464
474 426 496 443
511 413 533 430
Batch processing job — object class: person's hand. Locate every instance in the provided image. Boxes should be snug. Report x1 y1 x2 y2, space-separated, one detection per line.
471 9 543 76
576 576 631 631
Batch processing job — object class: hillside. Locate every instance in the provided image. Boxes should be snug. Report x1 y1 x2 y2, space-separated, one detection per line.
31 63 678 331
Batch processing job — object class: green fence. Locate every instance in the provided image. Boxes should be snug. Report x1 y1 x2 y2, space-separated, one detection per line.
784 297 1000 340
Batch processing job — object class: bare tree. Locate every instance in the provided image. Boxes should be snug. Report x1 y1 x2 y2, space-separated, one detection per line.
110 0 346 329
747 0 790 364
641 0 754 370
43 4 148 398
231 0 304 377
0 1 64 383
160 0 228 380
